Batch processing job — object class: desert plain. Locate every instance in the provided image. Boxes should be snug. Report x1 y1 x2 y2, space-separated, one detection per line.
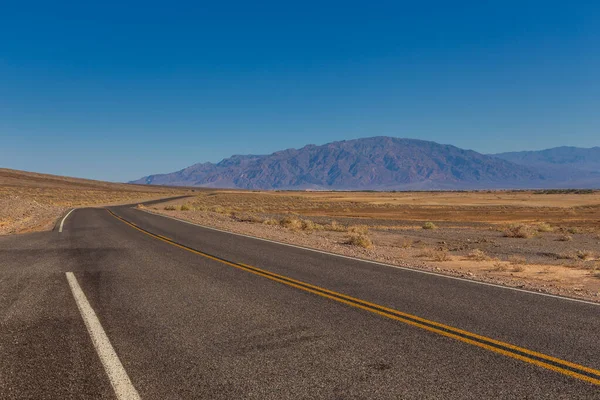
2 168 599 302
145 189 600 302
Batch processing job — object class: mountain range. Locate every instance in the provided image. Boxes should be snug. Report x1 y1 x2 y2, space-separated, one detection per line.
131 137 600 190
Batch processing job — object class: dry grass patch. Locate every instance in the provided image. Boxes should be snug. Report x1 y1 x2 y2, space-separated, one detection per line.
344 233 373 249
422 222 437 230
164 205 178 211
503 224 537 238
324 221 348 232
491 262 508 272
279 216 304 231
536 222 553 232
348 225 369 235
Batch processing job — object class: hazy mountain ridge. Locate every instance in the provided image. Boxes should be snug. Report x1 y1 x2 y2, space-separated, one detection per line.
132 137 567 190
493 146 600 171
492 146 600 186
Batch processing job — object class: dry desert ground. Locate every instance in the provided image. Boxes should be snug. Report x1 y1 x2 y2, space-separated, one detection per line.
0 168 190 235
145 189 600 302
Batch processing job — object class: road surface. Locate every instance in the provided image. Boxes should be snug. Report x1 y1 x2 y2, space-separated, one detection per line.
1 202 599 399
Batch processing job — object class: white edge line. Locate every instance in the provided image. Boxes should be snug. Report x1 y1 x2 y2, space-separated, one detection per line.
66 272 141 400
59 209 75 233
135 208 600 307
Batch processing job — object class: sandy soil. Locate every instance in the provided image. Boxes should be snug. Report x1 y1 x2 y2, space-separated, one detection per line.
0 168 191 235
146 191 600 303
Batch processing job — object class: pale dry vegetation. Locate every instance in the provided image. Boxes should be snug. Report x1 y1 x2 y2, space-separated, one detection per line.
345 233 373 249
503 224 537 238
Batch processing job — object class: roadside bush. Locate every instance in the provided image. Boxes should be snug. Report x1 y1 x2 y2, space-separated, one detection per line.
422 222 437 230
280 216 304 231
492 262 508 272
345 233 373 249
164 205 177 211
180 204 191 211
537 222 553 233
325 221 347 232
262 218 279 226
348 225 369 235
503 224 536 238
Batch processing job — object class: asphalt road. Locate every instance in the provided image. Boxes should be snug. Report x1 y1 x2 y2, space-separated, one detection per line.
1 203 600 399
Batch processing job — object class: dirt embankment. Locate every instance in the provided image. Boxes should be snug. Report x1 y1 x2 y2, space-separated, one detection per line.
0 168 191 235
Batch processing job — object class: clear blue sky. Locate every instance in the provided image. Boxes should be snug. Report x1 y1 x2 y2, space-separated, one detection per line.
1 1 599 182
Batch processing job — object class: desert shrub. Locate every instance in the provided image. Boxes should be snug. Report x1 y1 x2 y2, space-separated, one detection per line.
537 222 553 232
467 249 490 261
503 224 536 238
324 221 347 232
212 205 235 215
567 227 582 234
422 222 437 230
180 204 191 211
300 219 324 232
262 218 279 225
557 234 573 242
511 265 525 272
492 262 508 272
280 216 304 231
348 225 369 235
164 205 177 211
345 233 373 249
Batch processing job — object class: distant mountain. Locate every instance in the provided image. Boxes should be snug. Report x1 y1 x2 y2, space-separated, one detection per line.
132 137 552 190
493 146 600 171
493 146 600 187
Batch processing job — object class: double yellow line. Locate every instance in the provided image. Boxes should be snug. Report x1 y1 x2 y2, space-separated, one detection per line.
108 209 600 386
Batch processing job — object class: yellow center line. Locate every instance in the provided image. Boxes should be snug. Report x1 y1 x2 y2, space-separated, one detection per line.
107 209 600 386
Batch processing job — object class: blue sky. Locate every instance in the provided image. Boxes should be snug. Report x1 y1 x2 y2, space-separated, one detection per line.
1 1 599 181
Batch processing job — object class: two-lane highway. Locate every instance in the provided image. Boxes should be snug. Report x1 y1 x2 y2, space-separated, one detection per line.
1 204 599 398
